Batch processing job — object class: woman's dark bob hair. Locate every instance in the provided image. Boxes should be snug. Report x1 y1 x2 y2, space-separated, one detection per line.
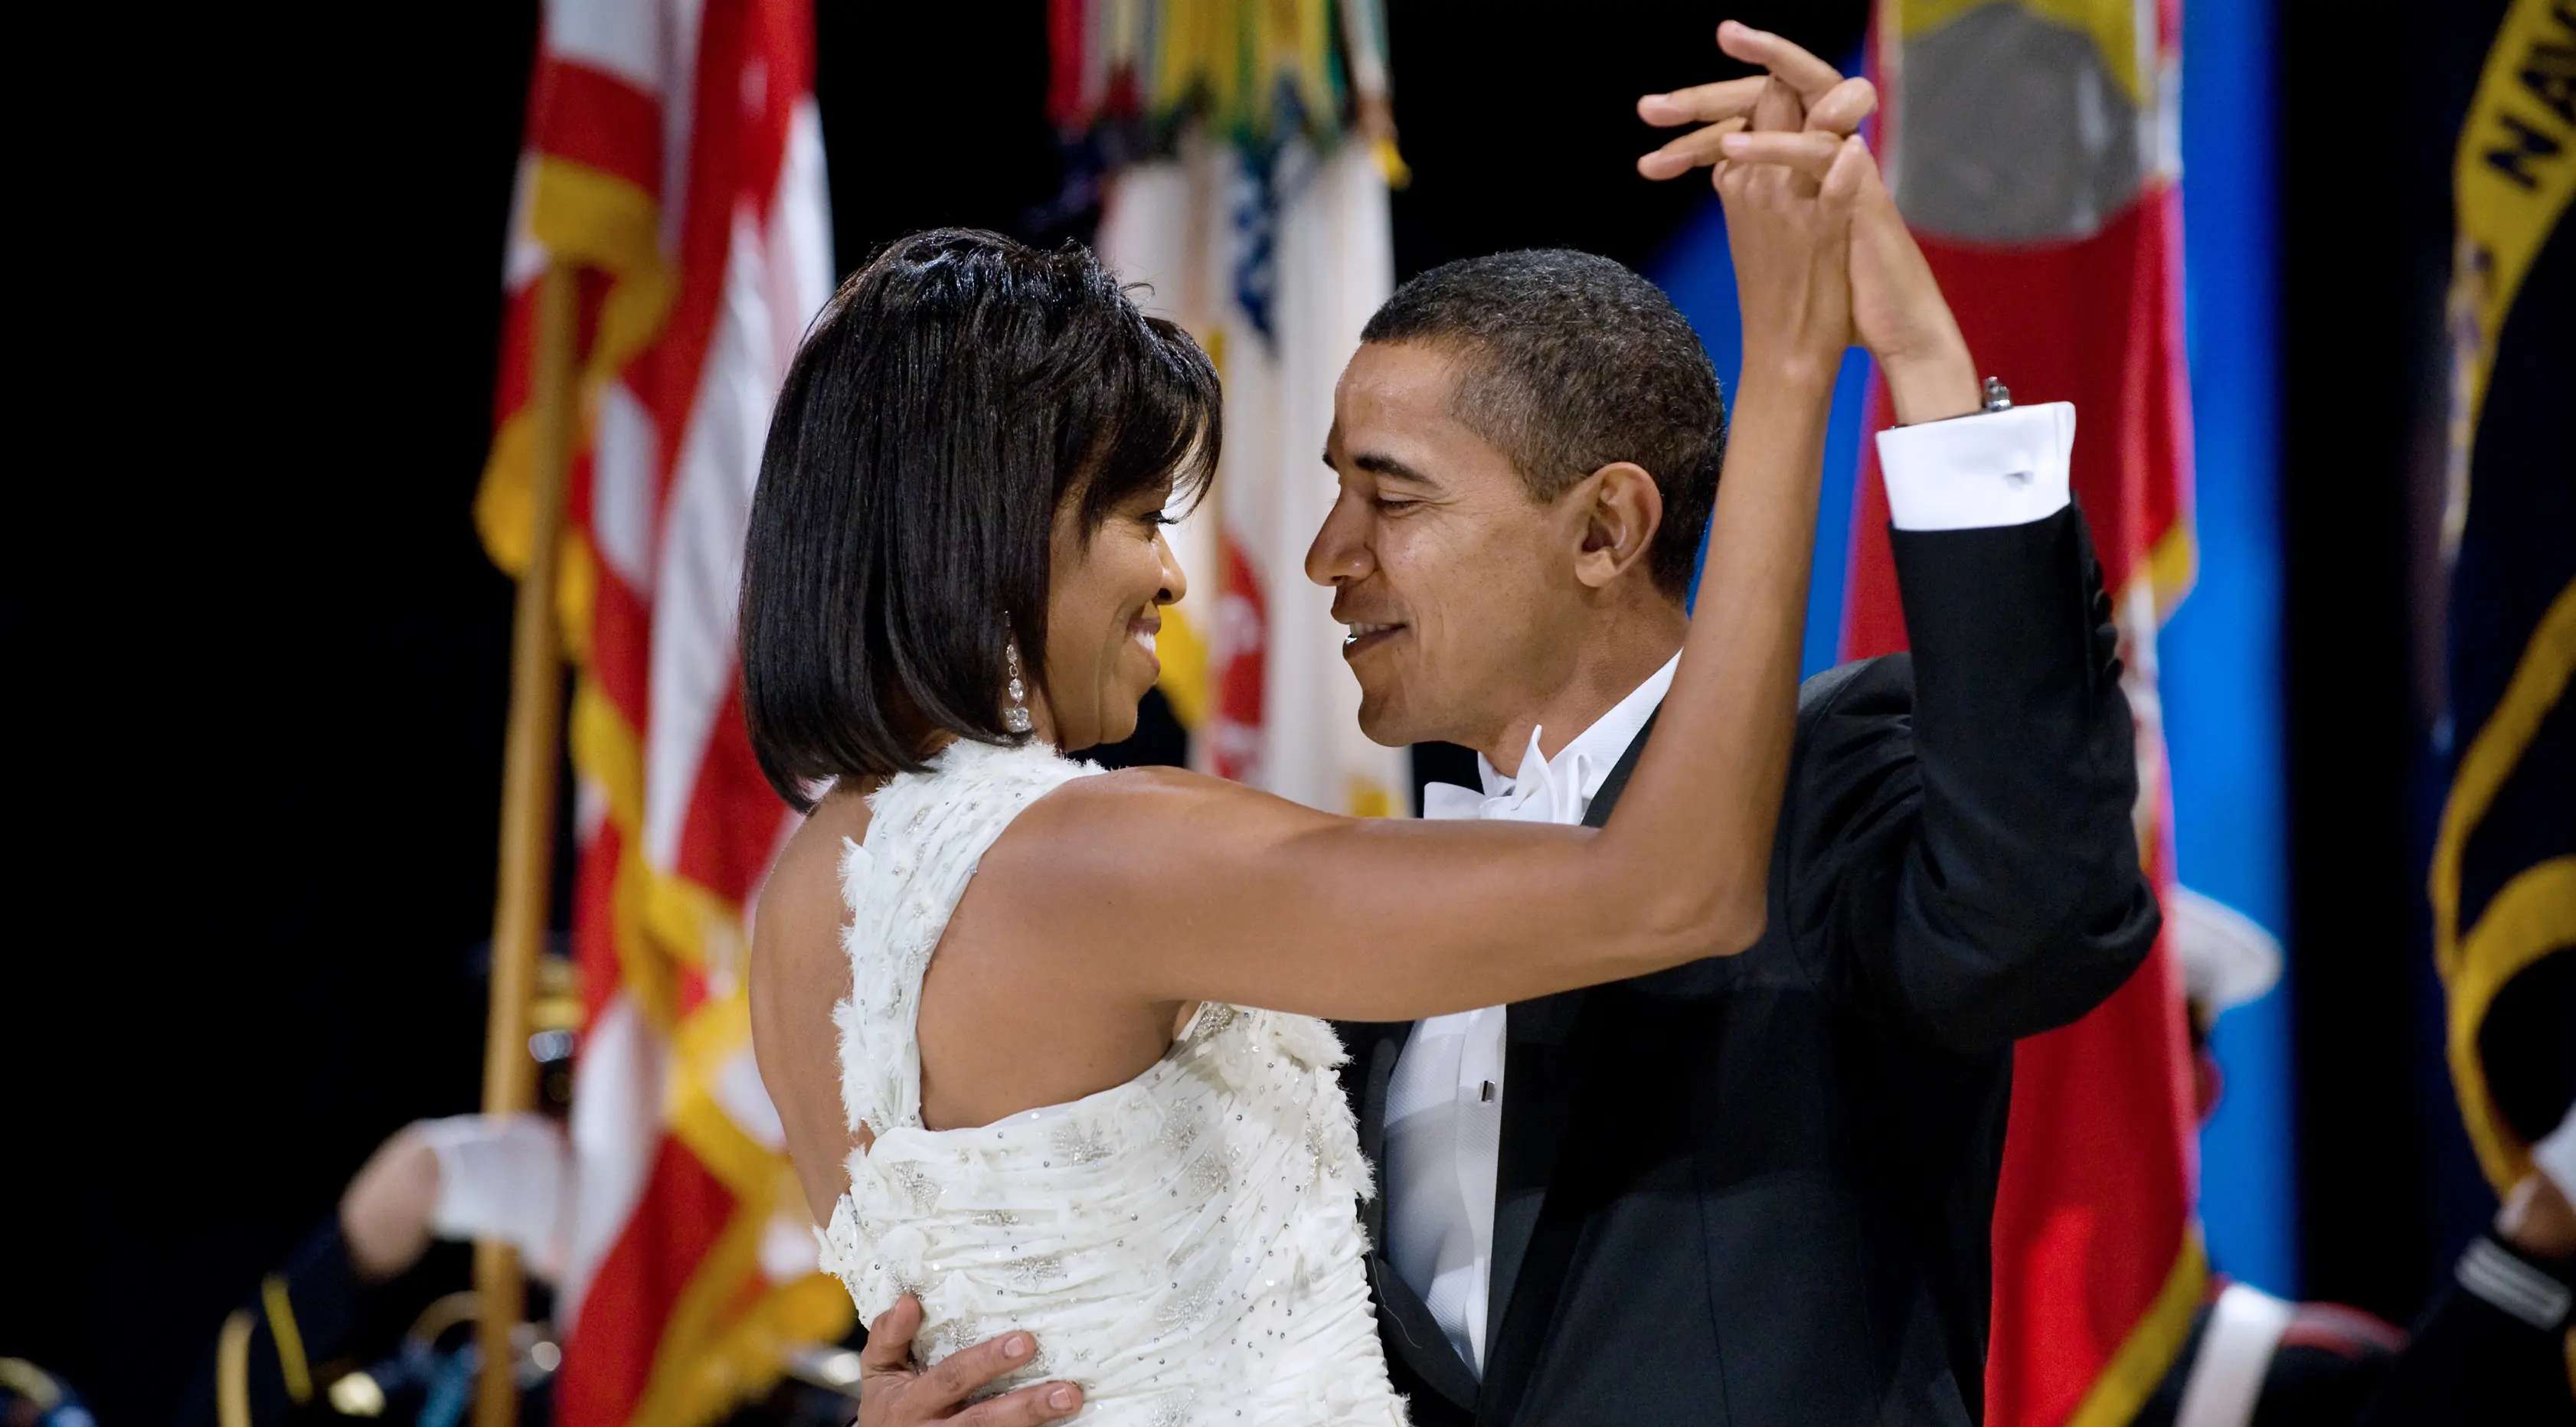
741 228 1219 811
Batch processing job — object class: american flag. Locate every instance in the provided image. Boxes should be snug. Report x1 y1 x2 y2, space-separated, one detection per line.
474 0 845 1422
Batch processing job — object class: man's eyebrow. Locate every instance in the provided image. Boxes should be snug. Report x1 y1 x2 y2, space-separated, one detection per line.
1351 451 1441 487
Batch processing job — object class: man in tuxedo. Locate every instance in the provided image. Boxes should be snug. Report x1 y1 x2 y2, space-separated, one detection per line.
1298 31 2156 1417
1308 229 2150 1422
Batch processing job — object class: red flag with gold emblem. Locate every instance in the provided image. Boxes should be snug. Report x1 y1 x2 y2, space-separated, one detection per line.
1842 3 2203 1423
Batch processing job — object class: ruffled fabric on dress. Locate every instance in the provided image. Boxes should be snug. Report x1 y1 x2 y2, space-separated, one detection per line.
822 738 1407 1427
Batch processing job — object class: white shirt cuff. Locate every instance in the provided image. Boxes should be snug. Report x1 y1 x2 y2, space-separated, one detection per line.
1874 401 2076 531
2533 1099 2576 1207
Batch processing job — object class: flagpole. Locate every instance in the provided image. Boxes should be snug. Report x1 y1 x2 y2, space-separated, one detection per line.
476 261 578 1427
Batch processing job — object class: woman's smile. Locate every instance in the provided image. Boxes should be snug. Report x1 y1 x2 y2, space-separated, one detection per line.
1129 611 1162 681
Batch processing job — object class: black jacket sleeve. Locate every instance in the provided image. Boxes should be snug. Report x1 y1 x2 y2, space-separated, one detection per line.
2355 1232 2576 1426
1783 504 2162 1053
179 1220 368 1427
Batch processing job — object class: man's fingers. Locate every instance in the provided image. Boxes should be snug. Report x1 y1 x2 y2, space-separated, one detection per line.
1716 19 1847 106
859 1296 924 1375
1717 129 1847 183
1804 76 1878 138
955 1382 1086 1427
1636 76 1767 129
1637 117 1747 180
917 1331 1043 1413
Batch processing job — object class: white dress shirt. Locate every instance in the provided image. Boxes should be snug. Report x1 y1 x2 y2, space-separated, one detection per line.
1384 402 2076 1378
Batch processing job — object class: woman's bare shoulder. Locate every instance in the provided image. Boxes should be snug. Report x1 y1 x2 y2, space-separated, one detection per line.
751 789 877 1223
750 789 873 1079
757 791 873 962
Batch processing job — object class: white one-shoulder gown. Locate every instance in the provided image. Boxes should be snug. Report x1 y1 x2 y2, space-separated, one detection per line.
816 738 1409 1426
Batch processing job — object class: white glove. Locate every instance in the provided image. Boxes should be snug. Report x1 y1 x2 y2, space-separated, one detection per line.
420 1112 574 1281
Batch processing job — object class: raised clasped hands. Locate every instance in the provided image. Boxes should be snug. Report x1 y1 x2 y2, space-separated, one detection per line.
1695 73 1867 387
1638 20 1985 424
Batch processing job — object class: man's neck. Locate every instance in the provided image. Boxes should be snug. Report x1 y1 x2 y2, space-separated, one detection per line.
1473 603 1687 773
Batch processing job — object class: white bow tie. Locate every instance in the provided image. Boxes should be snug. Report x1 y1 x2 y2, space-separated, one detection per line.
1423 727 1580 825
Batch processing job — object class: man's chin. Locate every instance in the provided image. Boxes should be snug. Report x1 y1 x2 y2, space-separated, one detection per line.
1352 687 1422 749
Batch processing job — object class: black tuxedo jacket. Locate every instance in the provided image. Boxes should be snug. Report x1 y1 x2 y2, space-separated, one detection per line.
1335 507 2160 1426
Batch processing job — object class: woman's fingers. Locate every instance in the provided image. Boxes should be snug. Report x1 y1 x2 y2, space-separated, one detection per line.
1636 76 1767 129
1717 129 1849 185
1805 76 1878 138
1637 116 1748 179
1716 20 1848 108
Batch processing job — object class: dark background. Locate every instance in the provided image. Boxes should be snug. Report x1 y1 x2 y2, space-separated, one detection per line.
8 1 2502 1420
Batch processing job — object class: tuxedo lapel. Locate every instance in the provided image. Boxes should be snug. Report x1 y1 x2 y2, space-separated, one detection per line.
1479 709 1659 1412
1487 990 1592 1351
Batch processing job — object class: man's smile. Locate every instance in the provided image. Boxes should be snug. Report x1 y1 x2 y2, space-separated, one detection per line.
1341 620 1406 658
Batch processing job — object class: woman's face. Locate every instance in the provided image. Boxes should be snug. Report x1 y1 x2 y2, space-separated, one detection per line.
1038 479 1188 749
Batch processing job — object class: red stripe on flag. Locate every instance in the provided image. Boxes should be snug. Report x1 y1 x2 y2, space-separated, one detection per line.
531 57 665 196
554 1135 739 1427
587 562 655 729
1045 0 1086 128
629 0 751 507
492 288 534 425
741 0 809 217
674 680 789 905
574 821 623 1033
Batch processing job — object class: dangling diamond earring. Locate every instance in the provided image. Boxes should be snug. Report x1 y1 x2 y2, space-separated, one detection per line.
1003 638 1033 734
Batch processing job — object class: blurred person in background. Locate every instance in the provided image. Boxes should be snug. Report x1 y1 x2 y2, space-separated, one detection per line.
175 1114 874 1427
178 1115 571 1427
2136 892 2576 1426
2 1360 95 1427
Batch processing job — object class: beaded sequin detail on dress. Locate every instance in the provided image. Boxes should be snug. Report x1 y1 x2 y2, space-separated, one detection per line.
816 739 1407 1426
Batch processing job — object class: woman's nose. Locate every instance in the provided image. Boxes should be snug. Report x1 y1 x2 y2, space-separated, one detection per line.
1156 528 1188 605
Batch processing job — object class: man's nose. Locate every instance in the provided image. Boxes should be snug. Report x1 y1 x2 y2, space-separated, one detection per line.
1304 493 1375 588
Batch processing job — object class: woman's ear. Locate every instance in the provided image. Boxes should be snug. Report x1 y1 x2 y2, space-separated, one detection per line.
1573 462 1667 590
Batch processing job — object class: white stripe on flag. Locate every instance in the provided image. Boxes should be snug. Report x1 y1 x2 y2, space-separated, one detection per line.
557 992 667 1332
642 214 784 870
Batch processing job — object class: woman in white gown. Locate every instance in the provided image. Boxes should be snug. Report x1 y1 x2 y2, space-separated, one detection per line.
742 110 1878 1425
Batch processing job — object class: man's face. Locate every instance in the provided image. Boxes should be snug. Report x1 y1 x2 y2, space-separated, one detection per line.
1308 341 1592 751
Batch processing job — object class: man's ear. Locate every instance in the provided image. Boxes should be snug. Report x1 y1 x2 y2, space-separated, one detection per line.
1571 462 1666 590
